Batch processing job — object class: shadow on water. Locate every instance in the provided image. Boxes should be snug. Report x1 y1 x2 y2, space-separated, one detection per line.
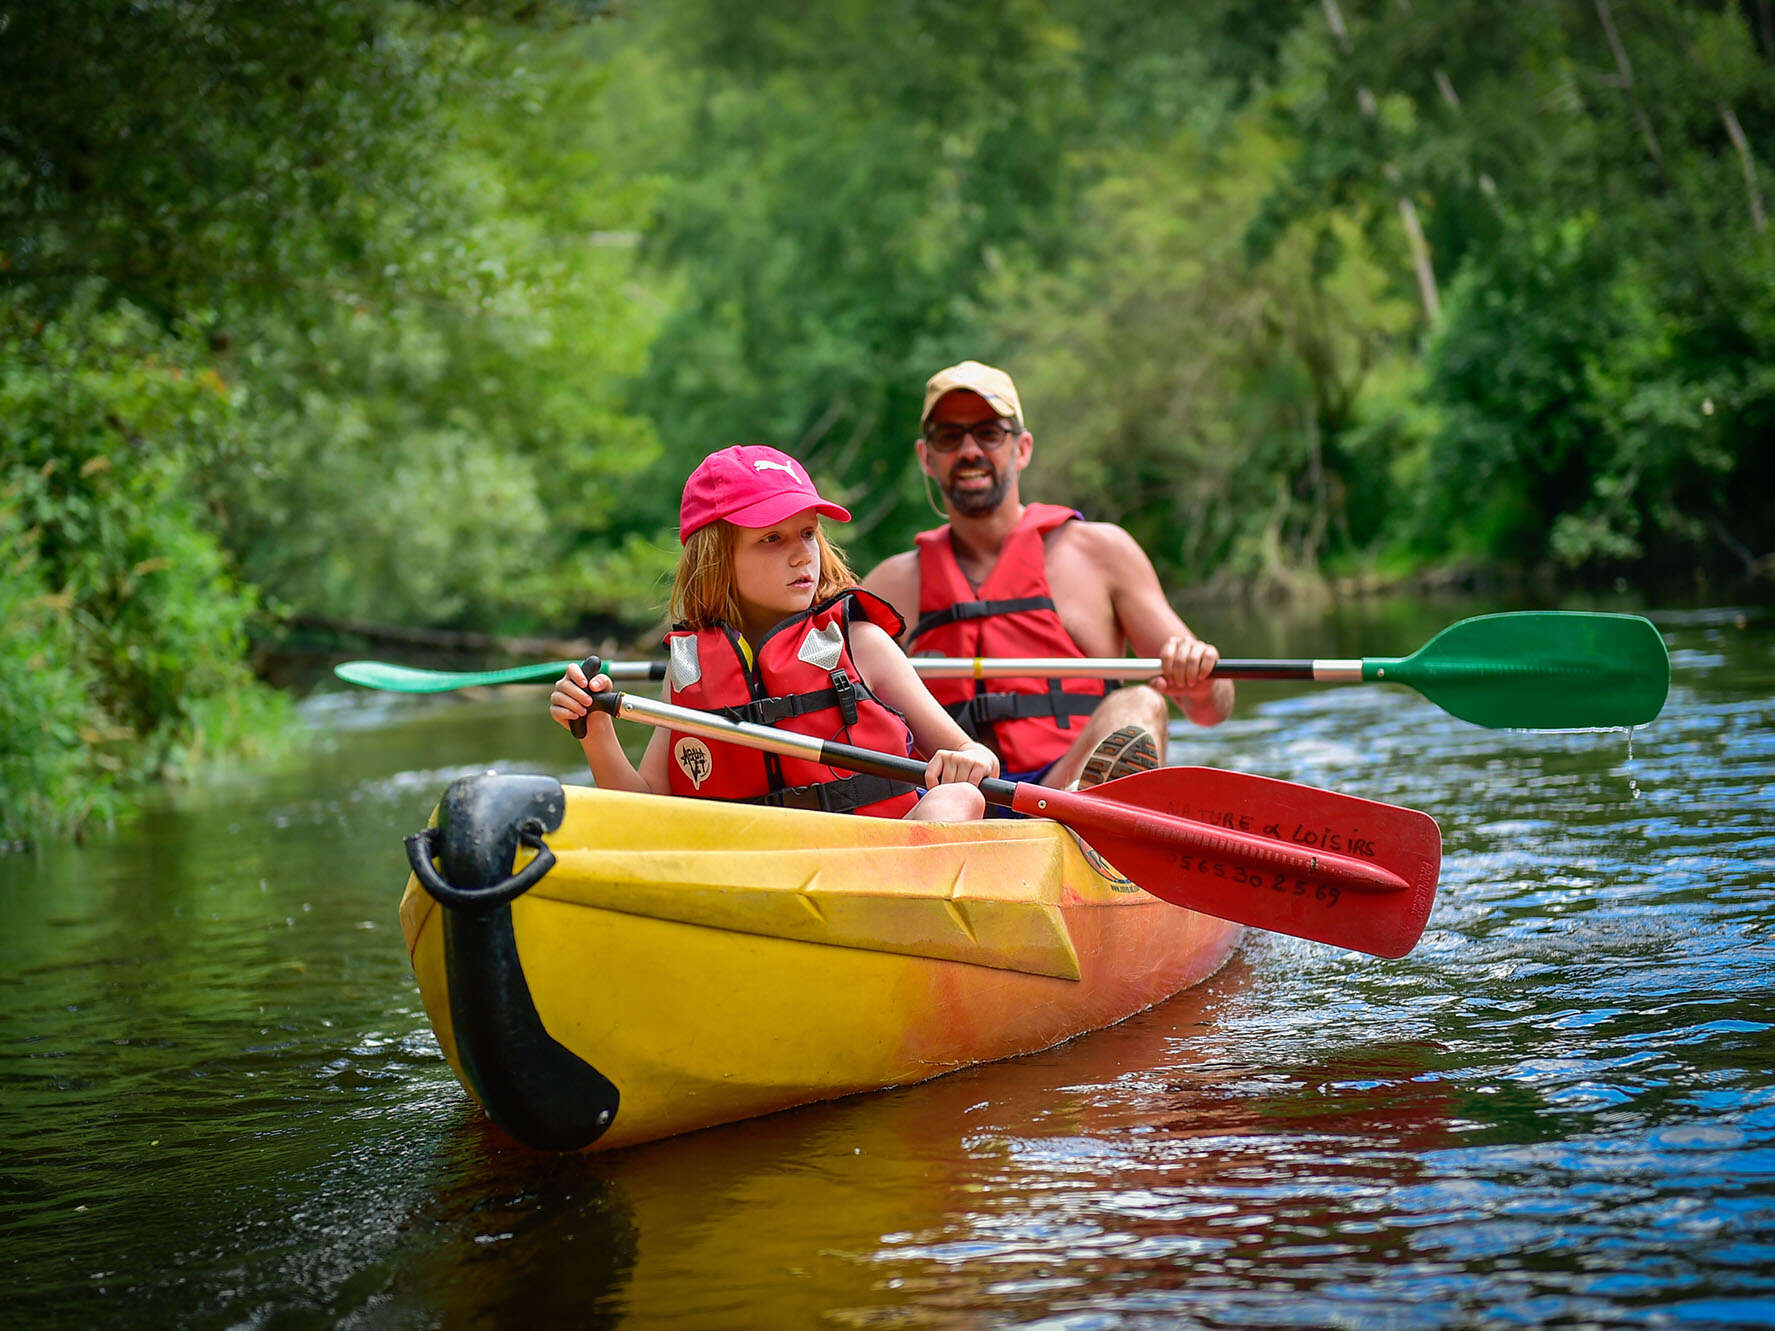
5 593 1775 1327
363 1123 641 1328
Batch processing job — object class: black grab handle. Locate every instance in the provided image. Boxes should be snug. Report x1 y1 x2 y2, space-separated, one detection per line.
405 817 557 911
568 655 603 740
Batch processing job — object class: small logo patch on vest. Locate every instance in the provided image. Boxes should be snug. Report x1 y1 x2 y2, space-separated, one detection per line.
673 737 714 790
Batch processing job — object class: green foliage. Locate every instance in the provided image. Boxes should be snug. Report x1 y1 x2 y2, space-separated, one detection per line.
999 112 1421 596
2 1 661 839
613 0 1118 560
5 0 666 638
197 20 672 634
5 0 1773 842
0 296 291 844
1417 212 1774 571
605 0 1772 586
1274 0 1775 577
1 0 604 320
0 486 110 845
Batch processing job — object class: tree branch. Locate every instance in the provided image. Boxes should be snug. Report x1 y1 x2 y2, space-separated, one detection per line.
1719 103 1768 232
1593 0 1664 169
1320 0 1442 322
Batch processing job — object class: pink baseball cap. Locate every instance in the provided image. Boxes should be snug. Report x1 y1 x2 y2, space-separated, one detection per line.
678 444 851 544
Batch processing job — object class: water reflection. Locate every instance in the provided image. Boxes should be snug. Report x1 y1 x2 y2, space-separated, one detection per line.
830 991 1468 1326
373 1125 639 1327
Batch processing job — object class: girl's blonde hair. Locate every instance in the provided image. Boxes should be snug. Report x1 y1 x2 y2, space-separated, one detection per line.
671 519 857 630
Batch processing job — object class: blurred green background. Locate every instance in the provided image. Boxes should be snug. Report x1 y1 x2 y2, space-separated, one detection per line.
4 0 1771 842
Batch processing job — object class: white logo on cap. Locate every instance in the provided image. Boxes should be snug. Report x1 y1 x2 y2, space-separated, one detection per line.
754 459 799 479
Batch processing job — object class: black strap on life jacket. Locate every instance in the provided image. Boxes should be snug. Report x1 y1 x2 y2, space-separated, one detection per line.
908 595 1056 643
742 771 920 815
946 678 1108 736
717 670 880 728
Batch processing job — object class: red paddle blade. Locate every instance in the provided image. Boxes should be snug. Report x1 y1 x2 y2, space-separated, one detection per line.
1011 766 1441 958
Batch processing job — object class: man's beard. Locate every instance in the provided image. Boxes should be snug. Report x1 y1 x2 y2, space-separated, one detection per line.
944 461 1012 517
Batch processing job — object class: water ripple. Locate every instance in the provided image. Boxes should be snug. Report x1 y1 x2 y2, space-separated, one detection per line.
5 605 1775 1328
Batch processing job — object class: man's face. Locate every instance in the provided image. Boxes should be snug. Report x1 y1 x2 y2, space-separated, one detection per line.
920 391 1030 518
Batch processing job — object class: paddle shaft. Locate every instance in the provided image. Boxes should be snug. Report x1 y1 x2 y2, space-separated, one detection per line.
341 610 1667 729
912 657 1365 681
344 656 1355 692
561 658 1349 735
595 656 1352 683
588 690 1407 897
564 656 1338 736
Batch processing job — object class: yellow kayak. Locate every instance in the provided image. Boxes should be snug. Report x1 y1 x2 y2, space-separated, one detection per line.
400 772 1242 1151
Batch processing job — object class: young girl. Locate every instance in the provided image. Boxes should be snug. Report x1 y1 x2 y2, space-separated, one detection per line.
550 444 997 820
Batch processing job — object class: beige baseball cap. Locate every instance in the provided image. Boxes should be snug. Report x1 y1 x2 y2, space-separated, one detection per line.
921 361 1023 429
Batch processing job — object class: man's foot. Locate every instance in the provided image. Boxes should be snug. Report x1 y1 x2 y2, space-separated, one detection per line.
1078 724 1160 788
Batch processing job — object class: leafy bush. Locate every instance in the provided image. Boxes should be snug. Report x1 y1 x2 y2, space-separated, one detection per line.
0 489 110 845
0 296 290 844
1000 114 1420 597
1416 213 1772 575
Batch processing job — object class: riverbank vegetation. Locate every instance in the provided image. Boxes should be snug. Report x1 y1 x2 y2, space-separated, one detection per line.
4 0 1771 841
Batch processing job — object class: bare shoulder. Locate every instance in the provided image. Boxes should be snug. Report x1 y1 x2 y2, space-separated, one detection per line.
847 618 914 686
1046 519 1152 583
859 550 920 623
848 618 897 652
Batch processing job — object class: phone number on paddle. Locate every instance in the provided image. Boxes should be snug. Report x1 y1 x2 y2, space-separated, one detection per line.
1166 853 1343 909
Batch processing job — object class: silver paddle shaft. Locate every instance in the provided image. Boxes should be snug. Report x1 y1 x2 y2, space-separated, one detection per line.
906 657 1365 682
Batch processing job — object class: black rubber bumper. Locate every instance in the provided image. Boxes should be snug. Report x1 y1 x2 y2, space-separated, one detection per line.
407 772 621 1150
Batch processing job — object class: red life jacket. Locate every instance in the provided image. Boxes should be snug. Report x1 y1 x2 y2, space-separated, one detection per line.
909 502 1111 773
663 589 921 818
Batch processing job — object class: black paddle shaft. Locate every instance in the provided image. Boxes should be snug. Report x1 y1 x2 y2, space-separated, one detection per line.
1212 660 1318 680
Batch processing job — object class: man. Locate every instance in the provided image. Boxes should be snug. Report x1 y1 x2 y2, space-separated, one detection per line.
862 360 1233 788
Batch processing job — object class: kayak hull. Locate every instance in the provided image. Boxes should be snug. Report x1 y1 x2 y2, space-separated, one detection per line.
400 775 1242 1151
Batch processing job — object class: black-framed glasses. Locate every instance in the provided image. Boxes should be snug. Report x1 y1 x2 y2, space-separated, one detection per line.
923 420 1017 453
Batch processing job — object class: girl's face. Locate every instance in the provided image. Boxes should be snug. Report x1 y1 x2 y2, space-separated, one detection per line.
731 508 821 634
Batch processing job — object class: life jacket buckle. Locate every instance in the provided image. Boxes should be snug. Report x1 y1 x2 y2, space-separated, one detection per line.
747 696 795 724
829 669 860 728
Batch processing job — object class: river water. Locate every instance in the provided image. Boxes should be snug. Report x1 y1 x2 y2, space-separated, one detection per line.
4 596 1773 1329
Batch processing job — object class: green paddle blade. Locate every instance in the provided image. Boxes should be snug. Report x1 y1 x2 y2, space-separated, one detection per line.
1363 612 1669 729
333 660 576 693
